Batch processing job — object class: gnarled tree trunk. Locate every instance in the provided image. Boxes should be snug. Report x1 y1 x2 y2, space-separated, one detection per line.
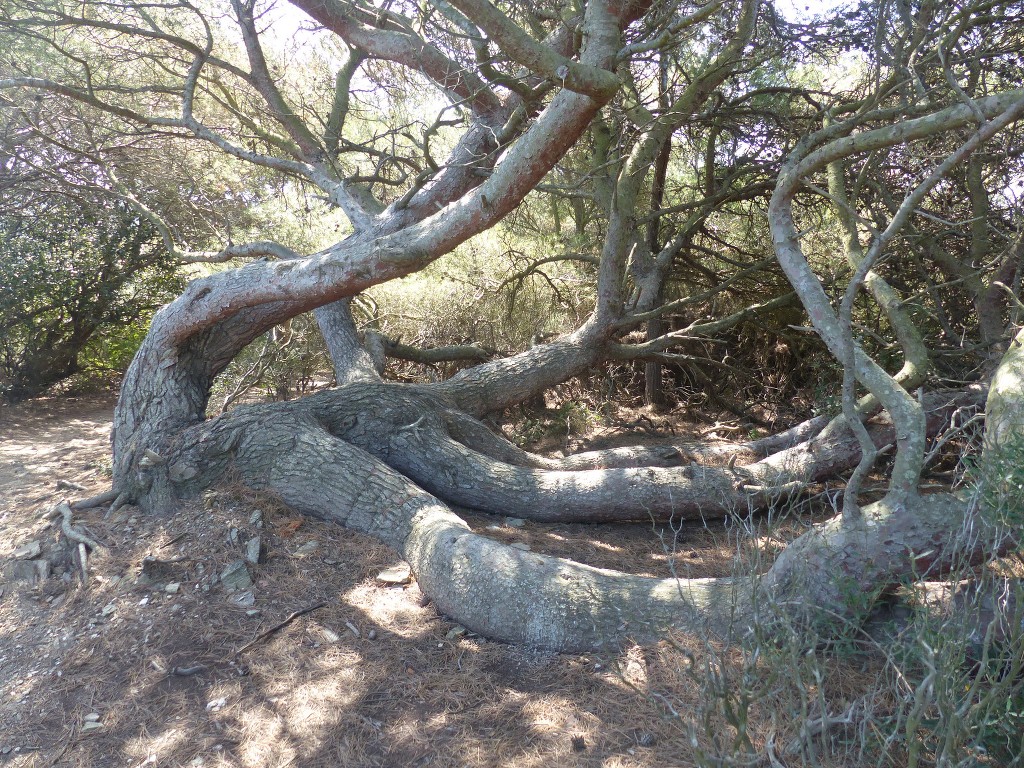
52 0 1021 651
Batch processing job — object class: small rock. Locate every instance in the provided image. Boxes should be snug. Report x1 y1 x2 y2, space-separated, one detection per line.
228 528 239 544
510 542 531 551
101 603 116 617
165 582 181 594
232 591 255 608
5 559 49 584
84 712 101 722
219 561 252 591
504 517 526 528
293 541 319 557
81 721 103 733
376 564 412 584
249 510 264 528
205 697 226 712
445 625 467 641
245 609 261 617
13 540 42 560
244 537 263 565
367 629 377 640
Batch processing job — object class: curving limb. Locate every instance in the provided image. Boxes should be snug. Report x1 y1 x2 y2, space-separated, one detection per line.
159 400 739 651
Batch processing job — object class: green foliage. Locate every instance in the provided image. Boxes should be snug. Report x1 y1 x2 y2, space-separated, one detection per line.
210 314 334 412
556 398 600 436
369 233 593 363
0 200 183 400
890 581 1024 768
977 433 1024 530
659 578 1024 767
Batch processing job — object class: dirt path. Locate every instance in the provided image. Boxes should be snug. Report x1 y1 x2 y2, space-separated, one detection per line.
0 392 743 768
0 394 115 556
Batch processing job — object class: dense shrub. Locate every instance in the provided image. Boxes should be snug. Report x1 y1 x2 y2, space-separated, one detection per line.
0 200 184 401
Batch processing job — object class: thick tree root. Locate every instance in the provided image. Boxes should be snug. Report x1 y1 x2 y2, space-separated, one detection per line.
762 491 1017 628
160 406 741 650
120 383 993 650
306 384 973 522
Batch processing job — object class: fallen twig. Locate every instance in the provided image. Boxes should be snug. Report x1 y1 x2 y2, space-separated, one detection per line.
171 665 206 676
785 698 866 756
160 533 187 550
56 479 87 492
235 602 327 655
765 731 789 768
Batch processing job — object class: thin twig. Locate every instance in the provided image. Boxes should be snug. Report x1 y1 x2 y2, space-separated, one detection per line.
160 533 188 550
235 602 327 655
171 665 206 676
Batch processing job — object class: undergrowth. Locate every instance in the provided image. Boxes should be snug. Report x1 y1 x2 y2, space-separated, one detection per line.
637 445 1024 768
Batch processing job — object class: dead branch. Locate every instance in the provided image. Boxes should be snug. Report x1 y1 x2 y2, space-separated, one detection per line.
235 602 328 655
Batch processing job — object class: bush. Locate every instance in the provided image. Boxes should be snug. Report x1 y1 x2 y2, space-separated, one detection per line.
0 200 183 401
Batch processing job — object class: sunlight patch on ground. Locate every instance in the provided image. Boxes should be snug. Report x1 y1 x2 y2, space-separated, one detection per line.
124 724 191 767
343 578 434 639
284 664 364 732
235 705 295 767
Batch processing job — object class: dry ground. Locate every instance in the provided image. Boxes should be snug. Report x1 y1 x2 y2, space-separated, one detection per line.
0 393 892 767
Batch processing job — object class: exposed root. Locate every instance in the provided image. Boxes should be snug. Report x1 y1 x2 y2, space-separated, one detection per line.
77 542 89 585
58 501 103 551
71 488 119 510
120 382 994 651
761 491 1014 625
105 491 131 519
159 407 744 650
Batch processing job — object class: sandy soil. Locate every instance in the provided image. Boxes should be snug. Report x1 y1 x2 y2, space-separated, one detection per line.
0 393 756 768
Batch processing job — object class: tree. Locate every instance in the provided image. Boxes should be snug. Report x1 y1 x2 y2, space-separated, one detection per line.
2 0 1023 650
0 197 183 400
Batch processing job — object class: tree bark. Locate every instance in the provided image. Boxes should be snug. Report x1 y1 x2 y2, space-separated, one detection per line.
130 391 741 650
